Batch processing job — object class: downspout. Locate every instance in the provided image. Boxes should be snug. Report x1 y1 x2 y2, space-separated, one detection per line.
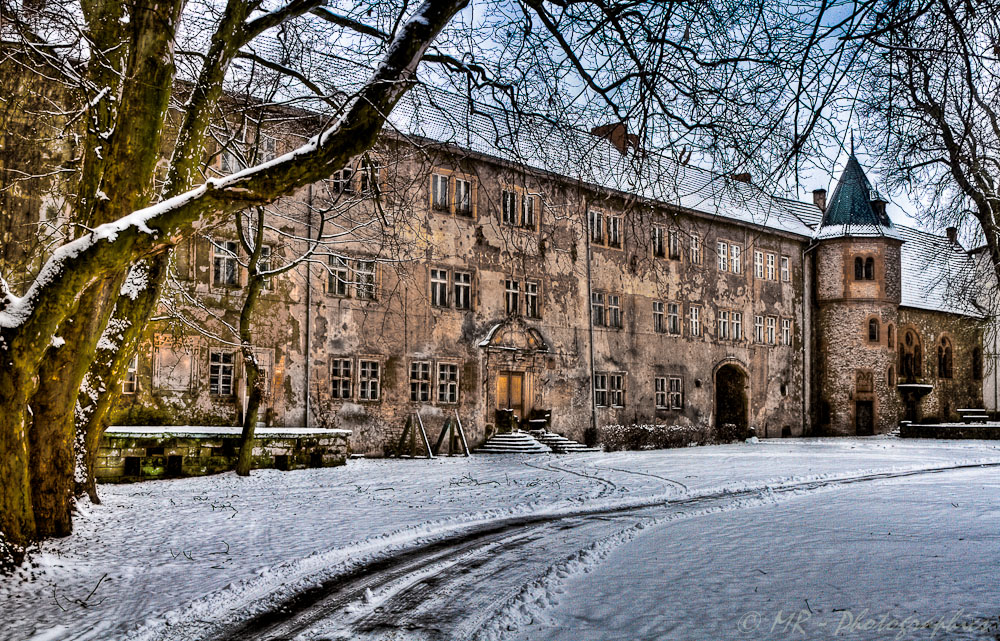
584 200 597 436
304 184 313 427
802 242 818 435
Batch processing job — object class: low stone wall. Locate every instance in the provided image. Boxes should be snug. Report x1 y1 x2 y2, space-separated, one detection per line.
899 423 1000 439
97 426 351 483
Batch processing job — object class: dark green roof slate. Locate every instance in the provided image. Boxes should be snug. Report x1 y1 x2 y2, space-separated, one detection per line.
819 154 894 231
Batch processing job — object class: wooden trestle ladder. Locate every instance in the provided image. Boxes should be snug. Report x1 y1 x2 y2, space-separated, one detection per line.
393 410 470 458
432 409 471 457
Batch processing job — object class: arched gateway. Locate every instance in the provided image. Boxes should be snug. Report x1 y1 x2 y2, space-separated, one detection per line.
715 362 749 432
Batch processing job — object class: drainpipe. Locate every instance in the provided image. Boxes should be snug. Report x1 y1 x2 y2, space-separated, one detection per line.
802 242 818 435
584 199 597 435
304 184 313 427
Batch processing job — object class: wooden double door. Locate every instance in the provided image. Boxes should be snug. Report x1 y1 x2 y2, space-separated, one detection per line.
495 371 525 418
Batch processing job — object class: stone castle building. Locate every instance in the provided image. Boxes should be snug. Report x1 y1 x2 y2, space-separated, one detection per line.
4 83 985 455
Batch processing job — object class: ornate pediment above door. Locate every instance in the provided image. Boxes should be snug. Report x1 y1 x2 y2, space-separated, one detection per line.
478 317 550 354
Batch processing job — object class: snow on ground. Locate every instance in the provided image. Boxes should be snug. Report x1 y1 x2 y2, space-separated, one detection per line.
512 466 1000 641
3 437 999 641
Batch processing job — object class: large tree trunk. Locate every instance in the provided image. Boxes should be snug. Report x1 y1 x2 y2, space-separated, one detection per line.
0 366 37 564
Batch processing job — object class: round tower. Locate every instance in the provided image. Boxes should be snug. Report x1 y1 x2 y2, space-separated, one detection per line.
813 154 903 435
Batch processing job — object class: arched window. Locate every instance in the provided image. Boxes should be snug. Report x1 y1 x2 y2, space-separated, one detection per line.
854 257 864 280
900 329 923 381
887 365 896 387
864 257 875 280
887 324 895 350
973 347 984 381
937 336 953 379
868 318 880 342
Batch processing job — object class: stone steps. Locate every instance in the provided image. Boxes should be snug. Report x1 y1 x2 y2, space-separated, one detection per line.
475 431 553 454
529 430 601 453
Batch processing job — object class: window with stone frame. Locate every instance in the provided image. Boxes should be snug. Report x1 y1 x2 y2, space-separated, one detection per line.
431 173 450 210
887 324 895 349
606 215 623 249
591 291 605 327
864 257 875 280
331 358 353 399
257 245 272 291
524 280 540 318
409 361 431 402
854 257 864 280
608 373 625 407
654 377 668 409
589 210 604 245
358 359 381 401
355 259 377 300
766 253 776 280
328 255 350 296
668 229 680 259
732 311 743 340
868 317 880 343
505 279 520 315
501 189 518 226
754 315 765 343
332 167 355 193
652 226 666 258
717 241 729 271
209 351 235 396
937 336 954 379
437 363 459 403
430 268 449 307
358 162 381 196
668 377 683 409
455 177 473 216
608 295 623 329
730 244 742 273
666 302 679 334
718 309 730 340
781 318 791 345
213 240 239 287
593 373 608 407
653 301 665 333
780 256 790 282
754 250 764 278
690 234 702 264
122 354 138 394
454 271 472 310
900 329 923 380
689 305 701 336
766 316 777 344
521 194 538 229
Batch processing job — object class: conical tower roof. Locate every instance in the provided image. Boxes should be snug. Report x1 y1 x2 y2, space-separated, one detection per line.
815 154 900 240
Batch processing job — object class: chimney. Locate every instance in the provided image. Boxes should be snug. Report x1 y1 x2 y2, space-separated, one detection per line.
870 197 887 219
812 188 827 212
590 123 638 155
729 172 751 184
946 226 958 244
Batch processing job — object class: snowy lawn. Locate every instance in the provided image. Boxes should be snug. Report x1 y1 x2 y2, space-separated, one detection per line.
3 437 999 641
513 466 1000 641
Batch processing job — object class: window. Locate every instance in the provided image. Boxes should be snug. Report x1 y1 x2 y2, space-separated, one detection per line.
754 315 765 343
355 260 376 300
255 135 276 163
331 358 352 399
653 301 665 333
501 189 518 225
409 361 431 402
887 324 895 349
666 302 679 335
213 241 238 287
730 245 742 273
855 257 864 280
900 329 923 380
652 226 666 258
766 316 776 345
329 256 350 296
780 256 790 282
781 318 791 345
609 373 625 407
937 337 953 379
359 360 380 401
887 365 896 387
766 253 775 280
689 306 701 336
655 377 668 409
608 295 622 329
732 312 743 340
868 318 880 342
209 351 234 396
430 269 449 307
359 163 381 195
454 271 472 310
258 245 272 291
455 178 472 216
690 235 701 264
717 241 729 271
668 377 683 409
607 216 622 248
522 194 537 229
432 173 450 209
754 251 764 278
668 230 680 259
437 363 459 403
505 279 520 315
123 354 138 394
524 280 539 318
591 292 605 327
589 210 604 244
718 310 730 340
332 167 354 194
220 143 245 174
594 373 608 407
864 257 875 280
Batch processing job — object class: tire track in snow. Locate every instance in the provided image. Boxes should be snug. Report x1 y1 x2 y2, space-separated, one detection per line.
521 460 618 498
181 461 1000 641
